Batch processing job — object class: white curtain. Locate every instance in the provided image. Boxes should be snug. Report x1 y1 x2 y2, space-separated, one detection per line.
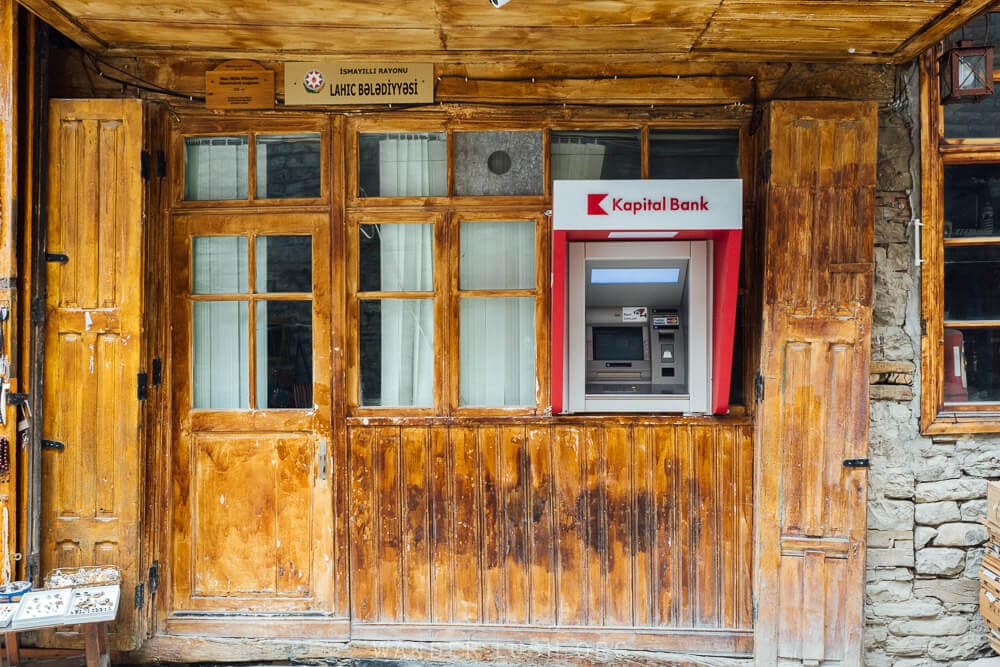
184 137 249 200
192 237 249 409
375 135 440 406
378 133 447 197
551 136 607 180
460 297 534 406
459 222 536 407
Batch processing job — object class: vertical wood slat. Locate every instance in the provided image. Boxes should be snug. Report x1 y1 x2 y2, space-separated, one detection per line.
554 424 586 626
632 425 652 628
526 425 555 626
479 425 503 624
377 427 402 622
451 426 480 623
349 420 753 633
401 427 430 623
429 427 452 623
501 426 529 625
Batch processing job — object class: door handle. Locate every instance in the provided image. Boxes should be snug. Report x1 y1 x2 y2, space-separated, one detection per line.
317 438 327 481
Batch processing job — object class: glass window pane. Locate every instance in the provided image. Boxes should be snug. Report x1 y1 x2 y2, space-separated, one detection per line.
256 236 312 293
256 133 322 199
460 221 535 290
649 130 740 179
943 164 1000 238
193 301 249 409
184 136 249 200
359 224 434 292
944 245 1000 320
942 327 1000 403
360 299 434 407
460 297 535 406
550 130 641 180
193 236 248 294
359 132 447 197
256 301 313 409
454 131 543 196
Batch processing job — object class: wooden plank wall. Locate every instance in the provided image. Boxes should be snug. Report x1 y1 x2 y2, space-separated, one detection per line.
348 419 752 652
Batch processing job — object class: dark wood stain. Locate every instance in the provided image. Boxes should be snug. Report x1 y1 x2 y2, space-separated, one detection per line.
349 420 753 630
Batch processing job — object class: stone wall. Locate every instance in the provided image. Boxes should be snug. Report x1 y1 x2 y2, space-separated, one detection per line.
865 76 999 665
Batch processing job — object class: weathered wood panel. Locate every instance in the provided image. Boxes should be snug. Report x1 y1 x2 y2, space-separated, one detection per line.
348 419 753 647
755 101 875 666
41 99 145 650
191 434 315 598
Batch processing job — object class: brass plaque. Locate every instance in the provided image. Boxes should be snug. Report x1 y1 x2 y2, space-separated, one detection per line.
285 62 434 106
206 60 275 110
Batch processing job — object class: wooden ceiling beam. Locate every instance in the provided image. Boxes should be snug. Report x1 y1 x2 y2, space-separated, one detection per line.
893 0 1000 62
21 0 999 67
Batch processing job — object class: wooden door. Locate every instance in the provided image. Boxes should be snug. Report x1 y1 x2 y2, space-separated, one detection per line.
755 101 876 665
169 211 340 638
41 99 147 649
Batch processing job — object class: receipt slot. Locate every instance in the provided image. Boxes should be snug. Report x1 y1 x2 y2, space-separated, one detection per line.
551 179 742 415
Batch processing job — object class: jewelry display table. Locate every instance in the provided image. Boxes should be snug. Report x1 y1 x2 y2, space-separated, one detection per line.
0 585 119 667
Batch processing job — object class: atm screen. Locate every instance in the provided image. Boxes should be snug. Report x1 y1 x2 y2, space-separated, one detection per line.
593 326 645 361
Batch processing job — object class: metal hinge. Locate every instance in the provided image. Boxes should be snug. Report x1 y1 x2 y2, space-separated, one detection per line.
151 357 162 386
754 373 764 402
752 598 758 623
44 252 68 264
921 319 927 337
135 582 144 610
148 561 159 595
843 458 871 468
30 297 44 324
41 439 64 451
137 371 148 401
26 553 39 585
140 151 150 181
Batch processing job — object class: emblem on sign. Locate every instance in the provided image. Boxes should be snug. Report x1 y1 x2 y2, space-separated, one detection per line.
303 69 325 93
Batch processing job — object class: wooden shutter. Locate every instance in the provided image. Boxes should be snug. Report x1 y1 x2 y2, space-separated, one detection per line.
41 99 147 649
755 101 876 665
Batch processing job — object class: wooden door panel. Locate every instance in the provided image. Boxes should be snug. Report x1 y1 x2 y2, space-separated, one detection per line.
756 101 876 666
777 553 848 663
42 99 145 650
192 434 315 599
169 210 337 630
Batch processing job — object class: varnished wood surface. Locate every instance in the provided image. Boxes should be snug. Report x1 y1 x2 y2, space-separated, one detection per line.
40 99 147 650
348 421 753 635
15 0 997 65
169 203 339 619
754 101 875 665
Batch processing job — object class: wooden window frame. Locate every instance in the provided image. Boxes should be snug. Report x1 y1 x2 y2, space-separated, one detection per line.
174 211 328 422
920 47 1000 434
171 115 329 209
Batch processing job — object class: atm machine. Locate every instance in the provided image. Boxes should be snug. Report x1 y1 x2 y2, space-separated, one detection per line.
551 180 742 415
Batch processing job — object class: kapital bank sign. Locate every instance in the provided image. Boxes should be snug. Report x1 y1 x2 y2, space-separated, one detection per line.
553 179 743 231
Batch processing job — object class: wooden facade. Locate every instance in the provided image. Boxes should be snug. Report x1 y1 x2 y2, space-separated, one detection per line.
0 0 966 663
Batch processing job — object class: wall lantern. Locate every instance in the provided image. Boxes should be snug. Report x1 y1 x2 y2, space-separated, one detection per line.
941 39 994 103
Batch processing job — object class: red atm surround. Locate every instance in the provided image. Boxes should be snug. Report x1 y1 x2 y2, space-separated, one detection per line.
551 179 743 415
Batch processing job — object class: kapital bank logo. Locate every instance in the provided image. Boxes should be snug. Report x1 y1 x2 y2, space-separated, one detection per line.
586 192 709 215
587 194 609 215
